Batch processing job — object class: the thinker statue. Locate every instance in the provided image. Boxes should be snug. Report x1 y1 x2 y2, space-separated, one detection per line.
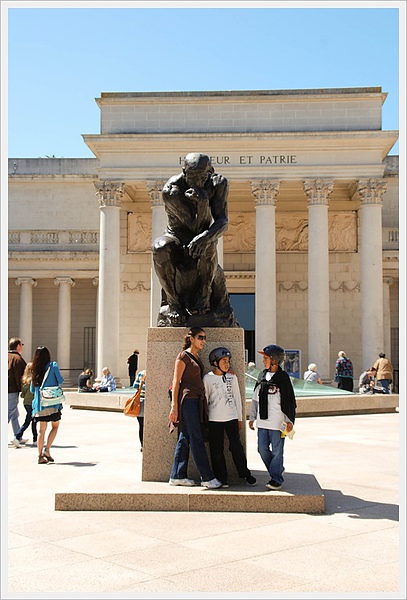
153 152 239 328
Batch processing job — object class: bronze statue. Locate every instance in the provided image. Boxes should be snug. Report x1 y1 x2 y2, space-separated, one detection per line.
153 153 238 328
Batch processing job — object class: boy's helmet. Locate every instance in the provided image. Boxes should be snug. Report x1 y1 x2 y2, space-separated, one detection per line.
258 344 285 365
209 347 232 366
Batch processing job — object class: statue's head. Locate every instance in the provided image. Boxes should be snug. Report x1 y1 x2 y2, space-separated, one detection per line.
183 153 214 188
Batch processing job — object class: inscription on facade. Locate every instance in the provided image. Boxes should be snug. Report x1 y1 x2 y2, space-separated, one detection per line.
178 155 297 166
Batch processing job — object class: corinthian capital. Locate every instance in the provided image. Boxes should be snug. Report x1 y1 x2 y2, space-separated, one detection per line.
357 178 388 205
303 179 334 205
250 180 280 206
94 181 125 207
146 181 166 207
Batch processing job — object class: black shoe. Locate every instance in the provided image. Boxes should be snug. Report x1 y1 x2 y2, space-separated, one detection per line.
221 482 229 488
266 479 282 490
244 475 257 486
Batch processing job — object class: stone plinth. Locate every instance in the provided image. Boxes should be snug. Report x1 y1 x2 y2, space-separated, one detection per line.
55 472 325 514
142 327 245 483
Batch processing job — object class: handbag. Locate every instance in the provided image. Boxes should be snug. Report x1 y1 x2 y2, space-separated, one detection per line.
123 374 145 417
41 386 65 407
40 367 65 407
123 387 142 417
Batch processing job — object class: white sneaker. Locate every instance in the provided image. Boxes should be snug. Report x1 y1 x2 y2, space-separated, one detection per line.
11 438 22 448
20 438 29 445
169 478 195 486
201 478 222 489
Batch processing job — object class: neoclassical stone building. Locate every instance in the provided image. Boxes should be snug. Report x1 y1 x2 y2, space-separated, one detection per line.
8 87 399 389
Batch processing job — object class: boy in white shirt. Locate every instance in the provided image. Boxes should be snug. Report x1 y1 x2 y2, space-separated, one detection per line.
203 347 256 488
249 344 296 490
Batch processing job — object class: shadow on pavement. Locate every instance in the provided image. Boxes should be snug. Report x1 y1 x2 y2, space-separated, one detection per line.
322 488 399 521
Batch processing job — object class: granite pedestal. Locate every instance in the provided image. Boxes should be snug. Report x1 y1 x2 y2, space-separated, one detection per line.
142 327 246 483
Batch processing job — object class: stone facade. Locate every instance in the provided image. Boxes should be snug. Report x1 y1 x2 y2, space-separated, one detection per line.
8 88 399 389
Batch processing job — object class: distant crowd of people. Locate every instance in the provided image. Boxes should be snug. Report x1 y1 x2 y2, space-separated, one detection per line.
9 332 395 481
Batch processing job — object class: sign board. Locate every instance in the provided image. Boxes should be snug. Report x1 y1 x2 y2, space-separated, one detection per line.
284 349 301 379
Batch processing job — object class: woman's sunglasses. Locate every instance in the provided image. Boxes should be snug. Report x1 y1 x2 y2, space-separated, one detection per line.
196 335 206 341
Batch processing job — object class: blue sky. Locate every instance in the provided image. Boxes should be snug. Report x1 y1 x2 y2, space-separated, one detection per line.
4 3 403 158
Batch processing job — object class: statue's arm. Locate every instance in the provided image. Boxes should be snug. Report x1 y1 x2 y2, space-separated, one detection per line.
207 175 229 240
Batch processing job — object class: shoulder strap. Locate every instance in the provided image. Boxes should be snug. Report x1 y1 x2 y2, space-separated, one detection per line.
40 366 51 390
186 351 204 378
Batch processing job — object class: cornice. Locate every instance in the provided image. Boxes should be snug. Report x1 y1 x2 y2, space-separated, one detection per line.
96 87 386 106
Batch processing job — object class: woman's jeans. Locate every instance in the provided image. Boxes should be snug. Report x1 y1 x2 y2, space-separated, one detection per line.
16 405 37 442
257 427 285 484
170 398 214 482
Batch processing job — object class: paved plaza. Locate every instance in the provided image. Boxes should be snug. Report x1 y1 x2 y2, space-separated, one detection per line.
4 404 403 597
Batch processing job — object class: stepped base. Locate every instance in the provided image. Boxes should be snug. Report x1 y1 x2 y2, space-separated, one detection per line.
55 471 325 513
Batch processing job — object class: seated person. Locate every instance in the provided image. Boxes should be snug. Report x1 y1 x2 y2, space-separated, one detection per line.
303 363 323 385
358 367 384 394
78 368 96 392
94 367 116 392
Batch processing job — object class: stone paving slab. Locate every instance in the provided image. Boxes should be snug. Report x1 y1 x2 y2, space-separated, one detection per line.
7 407 401 595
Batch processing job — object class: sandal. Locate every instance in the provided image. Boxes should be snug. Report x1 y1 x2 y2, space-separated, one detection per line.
38 454 48 464
44 448 54 463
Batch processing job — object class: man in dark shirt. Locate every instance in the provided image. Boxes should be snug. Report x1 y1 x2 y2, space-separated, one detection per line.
127 350 139 386
8 337 27 447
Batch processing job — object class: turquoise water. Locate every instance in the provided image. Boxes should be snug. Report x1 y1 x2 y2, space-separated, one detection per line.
245 368 354 399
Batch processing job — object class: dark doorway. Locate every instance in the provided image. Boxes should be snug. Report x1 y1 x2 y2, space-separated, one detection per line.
229 293 255 363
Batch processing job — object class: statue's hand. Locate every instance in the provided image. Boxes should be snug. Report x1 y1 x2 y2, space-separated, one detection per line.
187 231 209 258
185 187 208 201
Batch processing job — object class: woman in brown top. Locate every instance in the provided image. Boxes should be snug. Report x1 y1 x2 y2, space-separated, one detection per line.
169 327 221 489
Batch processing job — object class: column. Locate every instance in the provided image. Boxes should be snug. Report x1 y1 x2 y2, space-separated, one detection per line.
146 181 167 327
383 277 393 359
94 181 124 379
54 277 75 384
358 178 387 369
92 277 99 375
251 180 280 367
304 179 333 380
15 277 37 360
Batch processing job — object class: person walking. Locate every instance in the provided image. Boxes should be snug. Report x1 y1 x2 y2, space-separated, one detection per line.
15 362 38 446
334 351 354 392
127 350 139 386
31 346 64 464
203 346 256 488
8 337 27 447
373 353 393 394
249 344 296 491
168 327 221 489
132 369 146 451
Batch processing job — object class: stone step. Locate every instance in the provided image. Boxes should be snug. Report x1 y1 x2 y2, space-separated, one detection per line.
55 472 325 514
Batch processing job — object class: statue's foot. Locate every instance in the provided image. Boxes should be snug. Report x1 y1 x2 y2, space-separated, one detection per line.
189 303 211 316
159 304 187 326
